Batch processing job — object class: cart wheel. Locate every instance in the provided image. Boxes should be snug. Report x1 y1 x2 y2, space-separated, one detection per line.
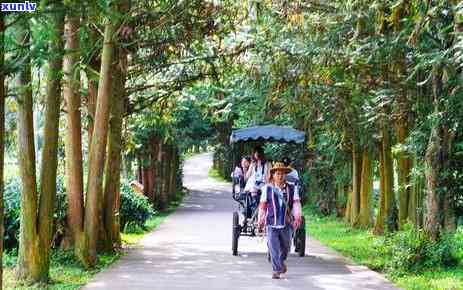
232 212 240 256
295 216 306 257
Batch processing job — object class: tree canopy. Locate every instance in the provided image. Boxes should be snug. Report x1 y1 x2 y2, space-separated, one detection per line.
0 0 463 288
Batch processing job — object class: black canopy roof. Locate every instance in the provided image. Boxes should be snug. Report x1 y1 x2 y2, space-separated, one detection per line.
230 125 305 144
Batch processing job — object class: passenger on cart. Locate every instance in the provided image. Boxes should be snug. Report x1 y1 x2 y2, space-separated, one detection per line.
257 162 302 279
244 146 271 211
281 157 299 184
231 156 251 191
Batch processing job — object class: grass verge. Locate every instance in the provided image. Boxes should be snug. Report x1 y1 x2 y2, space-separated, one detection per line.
303 206 463 290
208 167 229 183
3 251 120 290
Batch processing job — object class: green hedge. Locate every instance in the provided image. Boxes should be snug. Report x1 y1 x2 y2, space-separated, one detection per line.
120 182 155 231
3 177 155 251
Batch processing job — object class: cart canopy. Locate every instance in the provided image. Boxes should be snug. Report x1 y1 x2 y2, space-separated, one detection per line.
230 125 305 144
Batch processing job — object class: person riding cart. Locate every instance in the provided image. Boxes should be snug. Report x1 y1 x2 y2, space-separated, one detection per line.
281 157 299 184
244 146 271 212
257 162 302 279
231 156 251 191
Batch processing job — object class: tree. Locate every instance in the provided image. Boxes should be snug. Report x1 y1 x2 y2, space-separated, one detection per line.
15 2 65 281
62 0 127 267
63 1 85 259
102 37 129 251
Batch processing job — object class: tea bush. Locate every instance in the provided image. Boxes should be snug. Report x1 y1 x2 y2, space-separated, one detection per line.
3 175 68 251
120 181 155 231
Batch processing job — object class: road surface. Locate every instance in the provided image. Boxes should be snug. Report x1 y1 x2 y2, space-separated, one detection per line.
84 153 398 290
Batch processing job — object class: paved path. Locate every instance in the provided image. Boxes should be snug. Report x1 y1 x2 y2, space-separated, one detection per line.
84 153 398 290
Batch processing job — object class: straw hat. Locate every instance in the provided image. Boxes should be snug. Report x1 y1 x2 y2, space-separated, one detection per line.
270 162 292 174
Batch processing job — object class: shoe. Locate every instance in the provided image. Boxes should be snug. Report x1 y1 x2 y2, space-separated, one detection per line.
280 262 287 274
272 273 280 279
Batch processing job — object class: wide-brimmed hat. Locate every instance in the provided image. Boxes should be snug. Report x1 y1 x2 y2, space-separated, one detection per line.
270 162 292 174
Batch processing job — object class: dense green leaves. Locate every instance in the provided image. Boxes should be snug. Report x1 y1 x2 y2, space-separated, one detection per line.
119 182 154 231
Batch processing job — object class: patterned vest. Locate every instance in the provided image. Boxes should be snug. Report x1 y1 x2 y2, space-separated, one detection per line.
266 183 295 227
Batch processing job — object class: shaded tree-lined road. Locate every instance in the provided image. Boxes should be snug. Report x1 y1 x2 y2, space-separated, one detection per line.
84 153 397 290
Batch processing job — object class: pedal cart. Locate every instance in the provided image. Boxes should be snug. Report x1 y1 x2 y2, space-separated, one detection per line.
229 125 307 257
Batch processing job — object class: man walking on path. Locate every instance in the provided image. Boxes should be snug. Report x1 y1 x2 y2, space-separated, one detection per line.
257 162 303 279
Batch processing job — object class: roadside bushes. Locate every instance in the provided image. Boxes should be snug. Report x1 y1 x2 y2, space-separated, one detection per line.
3 176 68 251
3 177 21 250
3 176 155 251
120 181 155 231
382 224 462 276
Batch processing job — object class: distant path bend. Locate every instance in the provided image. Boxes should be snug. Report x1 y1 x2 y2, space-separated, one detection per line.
84 153 398 290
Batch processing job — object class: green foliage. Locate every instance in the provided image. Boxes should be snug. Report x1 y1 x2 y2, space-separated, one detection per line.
120 181 155 231
3 175 68 251
383 225 460 276
212 143 233 181
3 177 21 250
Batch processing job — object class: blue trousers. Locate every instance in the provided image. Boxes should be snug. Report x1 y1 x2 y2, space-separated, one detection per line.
267 225 292 273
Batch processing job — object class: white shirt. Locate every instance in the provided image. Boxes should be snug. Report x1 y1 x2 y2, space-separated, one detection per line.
244 162 269 192
231 166 243 179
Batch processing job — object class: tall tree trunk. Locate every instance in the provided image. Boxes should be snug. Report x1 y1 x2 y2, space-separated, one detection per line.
442 1 462 233
383 127 397 232
147 166 154 201
157 142 167 209
351 142 362 226
357 147 373 228
442 130 455 232
86 28 101 148
392 0 412 229
103 47 127 252
16 7 64 281
15 20 41 282
63 12 84 251
146 138 156 203
374 141 386 234
165 144 173 201
37 7 65 277
0 13 5 289
170 147 178 198
84 14 118 266
137 156 143 183
425 66 451 240
397 122 412 227
344 191 352 224
335 183 345 218
150 138 160 203
425 124 444 240
408 155 418 226
141 159 151 198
